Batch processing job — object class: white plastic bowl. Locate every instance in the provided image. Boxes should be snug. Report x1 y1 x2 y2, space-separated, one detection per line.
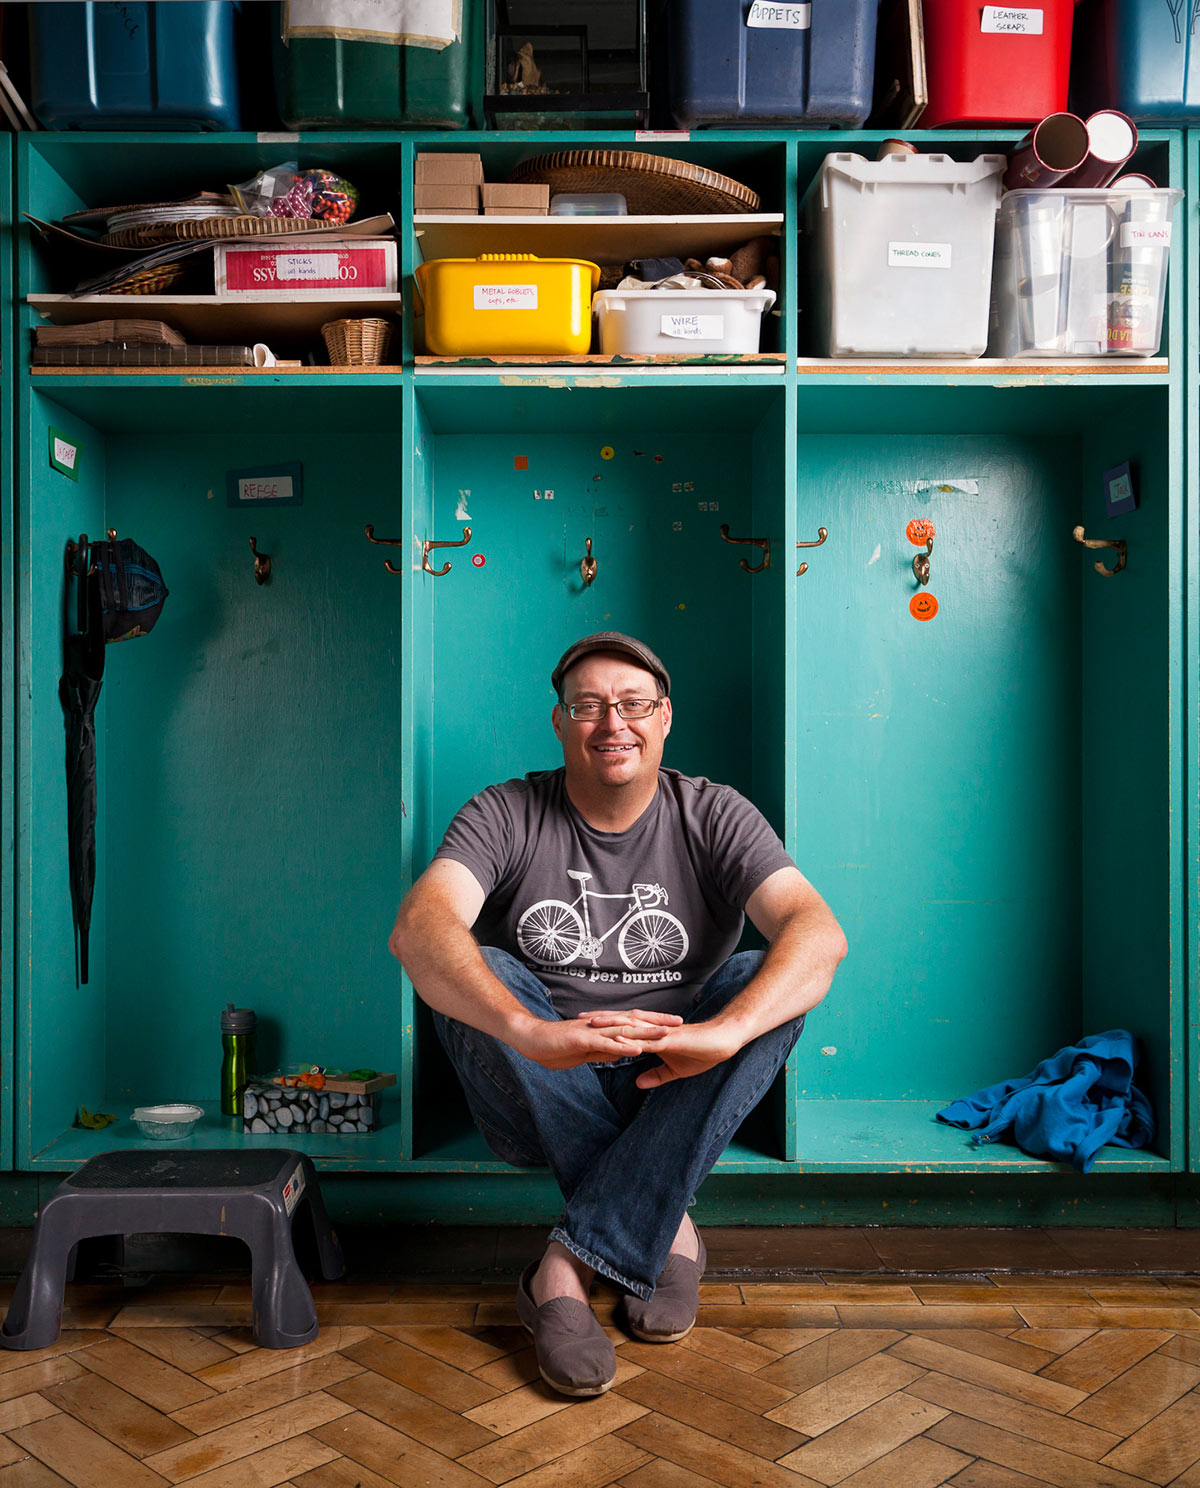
131 1104 204 1140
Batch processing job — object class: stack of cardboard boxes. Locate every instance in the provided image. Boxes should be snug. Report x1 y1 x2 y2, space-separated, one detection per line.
414 153 549 216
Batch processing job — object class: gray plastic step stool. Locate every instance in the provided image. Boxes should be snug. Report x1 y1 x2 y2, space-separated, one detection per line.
1 1148 344 1351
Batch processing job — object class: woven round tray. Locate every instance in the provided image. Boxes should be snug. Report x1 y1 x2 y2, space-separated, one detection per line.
106 262 188 295
103 216 332 249
509 150 761 215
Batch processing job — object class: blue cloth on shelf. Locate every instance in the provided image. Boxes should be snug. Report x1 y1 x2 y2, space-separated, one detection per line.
935 1030 1155 1173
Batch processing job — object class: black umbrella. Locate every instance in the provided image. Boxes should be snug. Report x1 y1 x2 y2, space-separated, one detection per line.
59 553 104 986
58 534 168 986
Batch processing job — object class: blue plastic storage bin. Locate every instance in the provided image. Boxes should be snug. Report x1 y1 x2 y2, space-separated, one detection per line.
29 2 241 131
1071 0 1200 124
665 0 879 128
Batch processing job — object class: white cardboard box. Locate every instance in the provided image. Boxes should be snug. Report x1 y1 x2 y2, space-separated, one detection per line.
214 238 398 296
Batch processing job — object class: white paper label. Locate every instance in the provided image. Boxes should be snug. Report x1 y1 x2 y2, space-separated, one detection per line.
474 283 537 309
1121 222 1172 248
889 241 953 268
981 6 1044 33
635 130 691 141
747 2 811 29
661 314 725 339
238 475 294 503
275 253 340 281
53 437 76 470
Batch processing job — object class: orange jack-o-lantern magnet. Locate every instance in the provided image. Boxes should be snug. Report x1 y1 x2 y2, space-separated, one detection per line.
906 518 936 547
909 592 939 622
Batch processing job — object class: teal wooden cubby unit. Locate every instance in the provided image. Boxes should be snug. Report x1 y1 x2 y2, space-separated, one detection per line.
8 127 1195 1223
1 133 14 1174
1189 128 1200 1179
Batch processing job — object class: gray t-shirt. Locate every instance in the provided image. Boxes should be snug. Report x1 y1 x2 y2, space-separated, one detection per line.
434 767 794 1016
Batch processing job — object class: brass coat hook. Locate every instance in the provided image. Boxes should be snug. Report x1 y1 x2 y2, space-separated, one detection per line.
796 527 828 577
580 536 597 587
720 524 770 573
65 528 117 578
365 523 405 575
249 536 271 585
423 526 472 576
1073 524 1126 577
912 535 933 586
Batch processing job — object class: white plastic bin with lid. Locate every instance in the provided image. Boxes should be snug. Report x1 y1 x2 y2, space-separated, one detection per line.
592 288 777 355
802 153 1007 357
990 187 1183 357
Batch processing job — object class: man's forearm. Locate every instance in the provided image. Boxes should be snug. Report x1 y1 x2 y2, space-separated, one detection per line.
707 908 846 1049
390 898 535 1045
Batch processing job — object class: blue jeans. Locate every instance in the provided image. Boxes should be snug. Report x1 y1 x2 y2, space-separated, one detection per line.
433 948 805 1300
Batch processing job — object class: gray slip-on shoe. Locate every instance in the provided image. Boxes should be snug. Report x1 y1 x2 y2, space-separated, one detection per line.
619 1230 707 1343
516 1260 617 1397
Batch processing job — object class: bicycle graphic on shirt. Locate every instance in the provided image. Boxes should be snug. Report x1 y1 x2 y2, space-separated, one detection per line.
516 871 690 969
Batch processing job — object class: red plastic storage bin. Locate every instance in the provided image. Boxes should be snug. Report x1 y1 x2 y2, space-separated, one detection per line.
920 0 1076 128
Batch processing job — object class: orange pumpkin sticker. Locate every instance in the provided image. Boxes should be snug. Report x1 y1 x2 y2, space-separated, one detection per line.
910 592 939 622
906 518 936 546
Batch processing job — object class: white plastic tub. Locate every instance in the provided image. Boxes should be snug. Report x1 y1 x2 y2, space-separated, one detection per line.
990 187 1183 357
592 288 777 355
802 152 1006 357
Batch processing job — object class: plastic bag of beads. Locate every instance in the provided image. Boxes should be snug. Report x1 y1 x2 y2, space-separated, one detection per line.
231 165 359 223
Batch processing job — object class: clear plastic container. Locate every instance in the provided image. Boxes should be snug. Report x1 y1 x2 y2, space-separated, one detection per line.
990 188 1183 357
132 1104 204 1140
593 289 776 354
414 254 601 355
550 194 628 216
802 153 1007 357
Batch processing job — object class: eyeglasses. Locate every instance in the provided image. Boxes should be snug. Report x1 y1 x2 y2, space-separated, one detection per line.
564 698 663 722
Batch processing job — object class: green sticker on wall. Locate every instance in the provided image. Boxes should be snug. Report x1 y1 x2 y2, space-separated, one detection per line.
49 427 81 481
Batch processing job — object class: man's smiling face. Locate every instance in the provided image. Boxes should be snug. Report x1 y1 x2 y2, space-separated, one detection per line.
553 653 672 796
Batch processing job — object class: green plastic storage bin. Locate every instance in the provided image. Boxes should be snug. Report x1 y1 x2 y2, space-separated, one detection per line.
271 0 475 128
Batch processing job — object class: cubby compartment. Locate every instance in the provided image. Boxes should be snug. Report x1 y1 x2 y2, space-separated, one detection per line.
402 381 795 1169
788 380 1182 1171
15 383 409 1167
19 135 406 368
411 138 789 366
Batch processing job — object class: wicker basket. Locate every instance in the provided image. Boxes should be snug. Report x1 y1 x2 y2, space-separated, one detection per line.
321 318 395 366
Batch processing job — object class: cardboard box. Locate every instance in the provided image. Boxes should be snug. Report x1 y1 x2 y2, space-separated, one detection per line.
482 182 550 215
414 184 480 214
214 238 398 296
415 153 484 184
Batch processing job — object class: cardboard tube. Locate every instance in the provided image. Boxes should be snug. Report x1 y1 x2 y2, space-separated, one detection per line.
1003 113 1089 191
1064 111 1138 188
876 138 917 159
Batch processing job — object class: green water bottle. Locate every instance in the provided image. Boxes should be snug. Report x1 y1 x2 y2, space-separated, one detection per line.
220 1003 257 1116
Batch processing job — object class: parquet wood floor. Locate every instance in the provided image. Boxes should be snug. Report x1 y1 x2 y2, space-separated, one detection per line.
2 1269 1200 1486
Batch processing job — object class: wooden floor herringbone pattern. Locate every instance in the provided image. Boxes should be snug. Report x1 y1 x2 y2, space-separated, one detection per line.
3 1274 1200 1485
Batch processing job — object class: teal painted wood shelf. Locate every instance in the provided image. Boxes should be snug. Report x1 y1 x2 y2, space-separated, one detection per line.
0 134 13 1174
8 127 1194 1222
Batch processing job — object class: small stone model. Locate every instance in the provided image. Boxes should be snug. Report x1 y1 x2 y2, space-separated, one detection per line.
507 43 542 89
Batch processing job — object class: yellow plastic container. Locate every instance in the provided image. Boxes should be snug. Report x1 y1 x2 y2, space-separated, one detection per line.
414 253 601 355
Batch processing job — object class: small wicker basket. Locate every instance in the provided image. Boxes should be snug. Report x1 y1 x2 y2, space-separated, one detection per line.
321 317 395 367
